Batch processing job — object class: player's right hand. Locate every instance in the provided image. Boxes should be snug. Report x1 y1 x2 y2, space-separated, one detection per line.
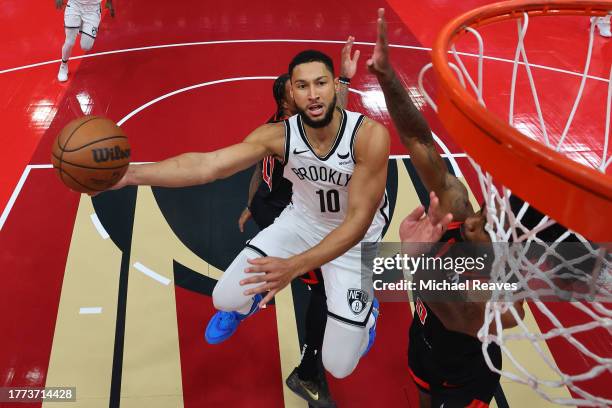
87 169 130 197
238 207 252 232
55 0 63 9
367 8 393 79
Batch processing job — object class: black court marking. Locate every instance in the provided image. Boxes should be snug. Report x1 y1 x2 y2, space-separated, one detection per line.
401 157 456 209
151 169 258 272
58 135 128 152
51 152 129 170
92 186 138 408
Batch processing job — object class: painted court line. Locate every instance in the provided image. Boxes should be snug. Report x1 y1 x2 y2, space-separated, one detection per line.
79 307 103 314
1 39 609 83
90 213 110 239
133 262 171 286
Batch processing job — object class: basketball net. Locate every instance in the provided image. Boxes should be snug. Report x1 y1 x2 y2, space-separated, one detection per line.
418 3 612 406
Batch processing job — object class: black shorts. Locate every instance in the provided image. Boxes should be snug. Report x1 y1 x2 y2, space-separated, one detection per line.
408 327 501 407
249 196 285 230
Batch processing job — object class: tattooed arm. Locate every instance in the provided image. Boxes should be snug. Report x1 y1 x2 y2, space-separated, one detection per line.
367 8 471 219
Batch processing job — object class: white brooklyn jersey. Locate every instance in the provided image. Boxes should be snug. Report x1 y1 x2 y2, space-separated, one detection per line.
282 109 389 241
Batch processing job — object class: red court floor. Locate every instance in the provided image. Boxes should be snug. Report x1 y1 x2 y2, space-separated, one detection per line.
1 0 610 407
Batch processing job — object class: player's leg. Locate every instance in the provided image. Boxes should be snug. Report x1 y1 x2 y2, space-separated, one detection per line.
286 270 337 406
79 6 101 51
59 3 81 82
205 206 308 344
319 247 379 378
297 272 327 381
408 321 434 408
432 344 502 408
321 313 375 378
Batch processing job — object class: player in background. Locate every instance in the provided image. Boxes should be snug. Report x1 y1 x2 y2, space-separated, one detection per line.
55 0 115 82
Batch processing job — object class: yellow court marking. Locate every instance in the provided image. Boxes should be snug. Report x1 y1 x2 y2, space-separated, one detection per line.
120 186 186 407
44 195 121 408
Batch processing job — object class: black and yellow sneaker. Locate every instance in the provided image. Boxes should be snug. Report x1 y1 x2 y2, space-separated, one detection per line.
285 367 337 408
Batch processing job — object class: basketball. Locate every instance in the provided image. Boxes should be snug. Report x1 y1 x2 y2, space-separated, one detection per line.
51 116 131 194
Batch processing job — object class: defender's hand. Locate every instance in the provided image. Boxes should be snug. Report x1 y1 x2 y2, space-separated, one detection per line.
238 207 252 232
340 36 360 79
241 257 301 308
400 191 453 256
367 8 393 79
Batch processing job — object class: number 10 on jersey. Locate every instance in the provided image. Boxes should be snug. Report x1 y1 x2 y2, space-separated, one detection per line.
316 189 340 213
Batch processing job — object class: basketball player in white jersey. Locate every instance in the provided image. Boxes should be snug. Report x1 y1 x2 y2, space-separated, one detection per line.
55 0 115 82
106 50 390 381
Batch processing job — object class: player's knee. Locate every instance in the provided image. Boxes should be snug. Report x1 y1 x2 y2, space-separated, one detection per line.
321 347 357 379
80 35 95 51
64 31 77 47
64 37 76 48
211 284 233 311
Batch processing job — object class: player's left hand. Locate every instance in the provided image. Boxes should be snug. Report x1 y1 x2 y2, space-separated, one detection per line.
340 36 360 80
399 191 453 256
240 257 301 307
106 1 115 17
367 8 393 79
238 207 251 232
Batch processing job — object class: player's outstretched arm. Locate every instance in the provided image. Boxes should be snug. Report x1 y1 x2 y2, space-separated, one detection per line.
112 123 283 190
368 9 470 218
337 36 360 109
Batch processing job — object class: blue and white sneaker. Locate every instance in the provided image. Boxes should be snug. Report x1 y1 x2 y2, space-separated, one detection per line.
362 298 380 356
205 294 262 344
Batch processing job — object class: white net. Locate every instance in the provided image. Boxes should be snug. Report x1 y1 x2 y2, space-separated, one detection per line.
418 10 612 407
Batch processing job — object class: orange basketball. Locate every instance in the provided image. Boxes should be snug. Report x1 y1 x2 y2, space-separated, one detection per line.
51 116 131 194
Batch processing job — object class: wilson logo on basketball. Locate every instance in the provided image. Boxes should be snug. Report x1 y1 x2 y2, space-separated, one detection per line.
92 146 131 163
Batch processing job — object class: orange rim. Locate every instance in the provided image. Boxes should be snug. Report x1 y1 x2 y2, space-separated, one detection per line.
431 0 612 241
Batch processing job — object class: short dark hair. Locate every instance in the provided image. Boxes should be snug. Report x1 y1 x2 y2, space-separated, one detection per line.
288 50 334 78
